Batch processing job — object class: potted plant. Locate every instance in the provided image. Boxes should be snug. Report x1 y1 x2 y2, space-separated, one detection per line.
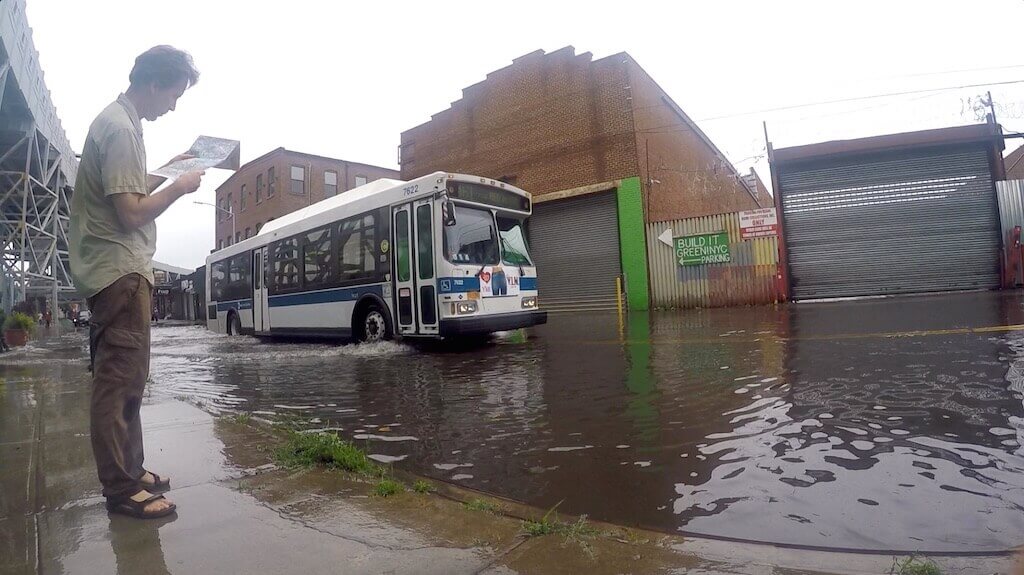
3 311 36 347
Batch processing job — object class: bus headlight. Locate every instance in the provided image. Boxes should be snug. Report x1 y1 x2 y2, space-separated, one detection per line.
521 296 537 309
455 301 478 315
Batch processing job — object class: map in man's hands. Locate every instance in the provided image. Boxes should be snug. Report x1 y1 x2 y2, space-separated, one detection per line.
151 136 240 179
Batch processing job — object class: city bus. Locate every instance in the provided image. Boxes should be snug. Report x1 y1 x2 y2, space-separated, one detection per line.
205 172 546 342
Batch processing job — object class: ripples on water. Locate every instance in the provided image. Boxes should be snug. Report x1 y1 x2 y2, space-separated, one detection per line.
21 312 1024 552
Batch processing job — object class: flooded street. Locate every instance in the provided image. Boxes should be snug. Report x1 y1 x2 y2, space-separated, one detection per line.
29 292 1024 553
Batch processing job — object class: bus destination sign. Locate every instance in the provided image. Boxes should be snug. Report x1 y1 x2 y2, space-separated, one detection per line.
447 182 530 212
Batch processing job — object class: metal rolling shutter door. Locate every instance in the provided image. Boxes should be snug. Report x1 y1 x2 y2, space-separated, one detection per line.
529 190 622 311
779 145 999 299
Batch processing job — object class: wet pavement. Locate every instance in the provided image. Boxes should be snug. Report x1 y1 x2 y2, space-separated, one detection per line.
10 336 1000 575
133 290 1024 554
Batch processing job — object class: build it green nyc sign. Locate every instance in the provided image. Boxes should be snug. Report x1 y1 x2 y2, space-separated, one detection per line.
675 232 731 266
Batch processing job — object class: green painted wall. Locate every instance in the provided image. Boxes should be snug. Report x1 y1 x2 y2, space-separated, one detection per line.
616 177 650 311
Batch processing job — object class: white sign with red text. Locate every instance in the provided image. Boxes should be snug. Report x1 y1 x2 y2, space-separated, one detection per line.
739 208 778 239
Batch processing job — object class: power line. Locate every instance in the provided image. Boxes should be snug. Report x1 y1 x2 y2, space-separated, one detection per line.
698 78 1024 122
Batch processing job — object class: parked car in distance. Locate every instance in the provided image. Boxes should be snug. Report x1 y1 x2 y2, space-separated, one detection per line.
73 309 91 327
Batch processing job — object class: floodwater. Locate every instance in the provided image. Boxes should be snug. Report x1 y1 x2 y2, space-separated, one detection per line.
23 291 1024 552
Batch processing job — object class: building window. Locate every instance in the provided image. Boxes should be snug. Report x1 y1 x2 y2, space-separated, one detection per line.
256 222 263 233
325 171 338 198
217 198 225 221
355 175 368 187
290 165 305 195
226 193 233 219
245 227 252 238
256 174 263 203
235 231 241 243
240 184 247 211
268 167 276 197
218 239 224 250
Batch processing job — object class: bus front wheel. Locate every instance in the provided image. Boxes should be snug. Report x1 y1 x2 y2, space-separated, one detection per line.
357 304 391 344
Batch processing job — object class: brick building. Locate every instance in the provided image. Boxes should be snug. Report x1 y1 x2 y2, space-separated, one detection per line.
399 47 764 311
214 148 398 250
1007 143 1024 181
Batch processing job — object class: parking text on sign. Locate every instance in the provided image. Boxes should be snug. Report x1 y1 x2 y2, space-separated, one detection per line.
675 232 731 266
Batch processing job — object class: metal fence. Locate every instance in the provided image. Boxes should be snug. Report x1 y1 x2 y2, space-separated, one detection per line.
997 180 1024 243
996 179 1024 285
646 213 783 309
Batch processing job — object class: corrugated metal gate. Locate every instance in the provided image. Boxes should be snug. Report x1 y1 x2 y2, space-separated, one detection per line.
647 213 782 309
529 190 621 312
778 144 1000 299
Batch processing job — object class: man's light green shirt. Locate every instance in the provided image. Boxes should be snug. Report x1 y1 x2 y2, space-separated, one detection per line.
70 95 156 299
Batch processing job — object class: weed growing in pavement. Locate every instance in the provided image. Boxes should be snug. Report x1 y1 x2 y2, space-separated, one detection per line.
274 431 380 475
464 499 500 513
413 480 432 494
890 556 943 575
522 517 557 537
522 502 562 537
374 479 403 497
227 412 252 425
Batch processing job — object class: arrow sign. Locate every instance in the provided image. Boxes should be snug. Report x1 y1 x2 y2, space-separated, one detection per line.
658 228 674 248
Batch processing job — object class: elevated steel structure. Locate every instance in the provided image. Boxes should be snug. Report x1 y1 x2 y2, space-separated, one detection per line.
0 0 78 314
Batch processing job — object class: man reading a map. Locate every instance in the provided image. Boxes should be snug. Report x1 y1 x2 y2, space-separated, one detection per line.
70 45 205 520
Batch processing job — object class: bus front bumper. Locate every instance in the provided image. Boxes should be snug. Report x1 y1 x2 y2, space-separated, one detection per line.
439 310 548 337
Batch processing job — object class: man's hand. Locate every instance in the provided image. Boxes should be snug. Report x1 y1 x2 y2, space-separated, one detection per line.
162 153 195 168
172 170 205 196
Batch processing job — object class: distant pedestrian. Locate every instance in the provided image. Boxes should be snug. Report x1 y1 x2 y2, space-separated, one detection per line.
69 45 204 520
44 310 51 329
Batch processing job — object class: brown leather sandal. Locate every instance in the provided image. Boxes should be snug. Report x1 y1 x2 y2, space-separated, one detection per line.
106 492 177 519
139 471 171 494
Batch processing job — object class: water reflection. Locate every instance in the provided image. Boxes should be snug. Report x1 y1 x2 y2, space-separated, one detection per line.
138 292 1024 552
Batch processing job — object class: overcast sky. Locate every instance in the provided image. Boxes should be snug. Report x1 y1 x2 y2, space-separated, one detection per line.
25 0 1024 270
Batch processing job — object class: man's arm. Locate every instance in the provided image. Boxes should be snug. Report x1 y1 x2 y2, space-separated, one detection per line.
145 153 194 193
147 174 168 194
112 171 203 231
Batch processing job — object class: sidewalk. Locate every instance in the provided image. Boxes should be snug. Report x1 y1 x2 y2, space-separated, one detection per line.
0 335 1018 574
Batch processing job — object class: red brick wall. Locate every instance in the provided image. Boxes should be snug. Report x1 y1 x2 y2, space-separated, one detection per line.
400 47 758 222
400 47 639 197
627 58 760 221
215 150 398 248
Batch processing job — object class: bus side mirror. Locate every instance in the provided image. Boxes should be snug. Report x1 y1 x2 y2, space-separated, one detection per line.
442 200 457 227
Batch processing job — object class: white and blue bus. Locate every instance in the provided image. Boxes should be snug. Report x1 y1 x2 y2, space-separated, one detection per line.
205 172 546 342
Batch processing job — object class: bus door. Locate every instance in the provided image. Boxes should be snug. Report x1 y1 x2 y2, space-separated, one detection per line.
393 200 439 336
253 246 270 333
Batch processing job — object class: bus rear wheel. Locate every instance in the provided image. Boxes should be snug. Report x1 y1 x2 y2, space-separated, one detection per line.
228 312 242 336
357 305 390 344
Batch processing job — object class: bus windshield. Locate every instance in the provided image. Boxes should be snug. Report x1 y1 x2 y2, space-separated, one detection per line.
498 216 532 266
444 206 500 265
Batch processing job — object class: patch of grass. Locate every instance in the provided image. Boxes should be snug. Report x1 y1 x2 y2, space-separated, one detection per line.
464 499 499 513
413 480 432 494
891 556 943 575
274 431 380 475
522 502 562 537
561 515 599 540
227 412 252 425
374 478 403 498
523 517 557 537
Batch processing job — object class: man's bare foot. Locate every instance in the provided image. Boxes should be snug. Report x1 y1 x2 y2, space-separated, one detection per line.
129 490 174 514
139 470 171 493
